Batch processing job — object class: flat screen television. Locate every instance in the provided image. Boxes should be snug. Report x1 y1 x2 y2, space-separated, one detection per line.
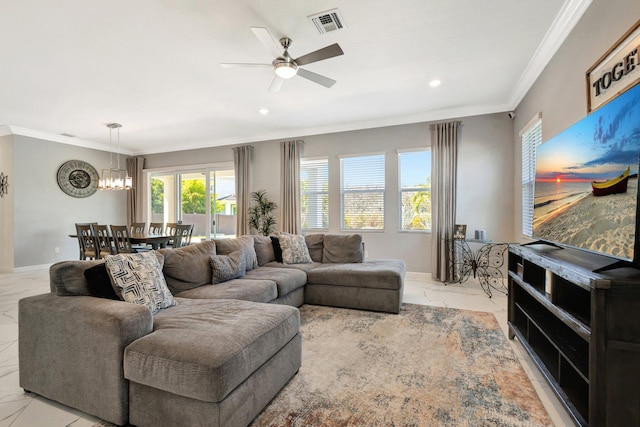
532 82 640 270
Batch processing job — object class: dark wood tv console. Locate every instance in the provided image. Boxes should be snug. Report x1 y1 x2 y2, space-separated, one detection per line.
508 244 640 426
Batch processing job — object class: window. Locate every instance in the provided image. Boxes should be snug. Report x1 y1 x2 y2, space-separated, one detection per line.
300 158 329 230
340 154 385 230
521 115 542 237
399 149 431 231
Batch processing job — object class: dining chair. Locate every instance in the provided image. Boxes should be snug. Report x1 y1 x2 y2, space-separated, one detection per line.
130 222 146 234
75 223 98 260
166 222 178 246
172 224 194 248
149 222 165 234
110 225 135 254
91 224 114 259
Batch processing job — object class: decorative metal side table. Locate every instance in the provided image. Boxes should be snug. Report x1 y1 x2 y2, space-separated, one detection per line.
445 239 509 297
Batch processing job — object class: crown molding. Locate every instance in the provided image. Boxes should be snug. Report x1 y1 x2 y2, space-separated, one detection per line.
134 102 513 155
0 125 134 155
508 0 593 109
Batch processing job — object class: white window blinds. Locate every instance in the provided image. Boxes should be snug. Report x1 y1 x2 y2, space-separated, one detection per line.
300 158 329 229
340 154 385 230
521 116 542 237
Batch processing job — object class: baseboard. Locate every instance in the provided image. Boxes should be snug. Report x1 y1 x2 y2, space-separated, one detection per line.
405 271 431 282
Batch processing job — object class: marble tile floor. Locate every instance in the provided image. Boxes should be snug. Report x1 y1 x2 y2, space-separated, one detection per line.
0 269 573 426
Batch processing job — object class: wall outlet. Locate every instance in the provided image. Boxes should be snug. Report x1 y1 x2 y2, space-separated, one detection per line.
54 247 60 253
365 250 369 258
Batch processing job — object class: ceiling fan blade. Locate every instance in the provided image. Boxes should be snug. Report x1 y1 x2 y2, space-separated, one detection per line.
296 68 336 88
220 63 272 69
268 75 284 92
251 27 283 59
294 44 344 66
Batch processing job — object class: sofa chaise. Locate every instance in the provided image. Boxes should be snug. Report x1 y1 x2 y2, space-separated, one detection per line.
19 233 405 427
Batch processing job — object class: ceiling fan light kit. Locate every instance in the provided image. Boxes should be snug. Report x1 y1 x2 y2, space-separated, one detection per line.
274 61 298 79
221 27 344 92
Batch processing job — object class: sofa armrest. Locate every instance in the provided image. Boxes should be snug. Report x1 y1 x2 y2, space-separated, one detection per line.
19 293 153 425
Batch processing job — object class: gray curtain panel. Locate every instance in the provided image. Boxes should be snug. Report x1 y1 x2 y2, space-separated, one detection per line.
280 140 303 234
233 145 253 236
430 121 461 282
127 156 145 226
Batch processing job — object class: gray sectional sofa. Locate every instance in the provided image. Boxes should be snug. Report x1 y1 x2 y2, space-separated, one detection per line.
19 233 405 427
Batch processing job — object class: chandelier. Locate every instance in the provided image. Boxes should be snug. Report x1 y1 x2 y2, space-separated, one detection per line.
98 123 132 190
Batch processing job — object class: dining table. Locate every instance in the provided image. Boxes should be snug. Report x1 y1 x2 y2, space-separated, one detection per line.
129 232 172 250
69 232 172 251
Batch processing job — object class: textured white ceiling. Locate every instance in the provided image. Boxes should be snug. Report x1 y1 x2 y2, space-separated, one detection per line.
0 0 589 154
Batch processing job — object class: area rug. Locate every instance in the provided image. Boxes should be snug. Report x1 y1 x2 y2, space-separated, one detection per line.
250 303 552 427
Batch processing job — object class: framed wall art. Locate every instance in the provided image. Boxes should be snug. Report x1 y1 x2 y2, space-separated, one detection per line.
586 18 640 112
0 172 8 198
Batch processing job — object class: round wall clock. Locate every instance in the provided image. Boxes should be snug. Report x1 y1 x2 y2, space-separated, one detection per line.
57 160 99 198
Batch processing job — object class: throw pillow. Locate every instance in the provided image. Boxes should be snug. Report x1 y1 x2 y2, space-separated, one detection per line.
105 251 176 314
213 236 258 270
210 250 246 284
278 232 313 264
83 263 120 300
270 236 283 263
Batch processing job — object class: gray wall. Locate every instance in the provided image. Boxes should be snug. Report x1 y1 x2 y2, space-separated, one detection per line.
9 135 127 269
513 0 640 239
146 113 514 273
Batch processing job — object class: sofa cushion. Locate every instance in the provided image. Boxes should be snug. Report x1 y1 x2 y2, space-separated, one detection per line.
322 234 364 263
124 298 300 403
105 251 177 314
262 261 322 273
83 263 120 300
214 236 258 271
270 236 283 263
305 234 324 263
210 251 246 284
175 279 277 303
306 259 405 290
253 235 276 266
243 266 307 296
160 241 217 294
277 233 312 264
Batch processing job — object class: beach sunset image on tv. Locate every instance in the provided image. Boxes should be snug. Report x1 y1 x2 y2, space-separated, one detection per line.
533 83 640 261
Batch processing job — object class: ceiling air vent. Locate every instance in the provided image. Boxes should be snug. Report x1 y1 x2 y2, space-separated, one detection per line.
308 9 345 34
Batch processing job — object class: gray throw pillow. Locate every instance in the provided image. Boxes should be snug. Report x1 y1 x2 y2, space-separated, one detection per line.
104 251 177 314
214 236 258 270
210 250 246 284
278 232 313 264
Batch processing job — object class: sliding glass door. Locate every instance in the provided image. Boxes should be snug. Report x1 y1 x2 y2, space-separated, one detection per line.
209 170 236 239
148 166 236 241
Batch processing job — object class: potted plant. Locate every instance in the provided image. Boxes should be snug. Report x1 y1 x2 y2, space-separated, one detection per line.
248 190 277 236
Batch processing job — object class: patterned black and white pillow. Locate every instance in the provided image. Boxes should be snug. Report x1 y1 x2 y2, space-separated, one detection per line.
104 251 176 314
210 250 246 284
278 233 313 264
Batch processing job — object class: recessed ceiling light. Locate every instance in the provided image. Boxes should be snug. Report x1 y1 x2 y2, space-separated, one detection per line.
259 108 269 115
429 79 441 87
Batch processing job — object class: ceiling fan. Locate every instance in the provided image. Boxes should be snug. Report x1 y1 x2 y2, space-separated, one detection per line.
221 27 344 92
